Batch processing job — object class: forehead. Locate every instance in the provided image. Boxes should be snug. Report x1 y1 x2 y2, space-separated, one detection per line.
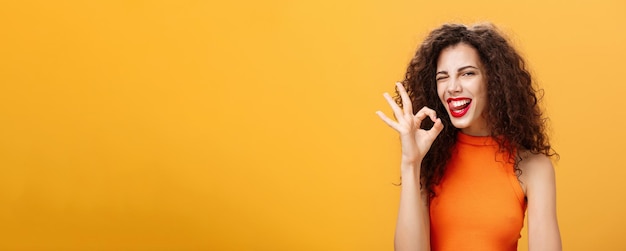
436 43 482 70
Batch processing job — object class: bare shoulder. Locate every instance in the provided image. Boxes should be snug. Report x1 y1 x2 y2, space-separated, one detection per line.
518 151 554 173
517 151 556 195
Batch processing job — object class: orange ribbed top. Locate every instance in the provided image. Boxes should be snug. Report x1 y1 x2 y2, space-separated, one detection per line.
429 132 526 251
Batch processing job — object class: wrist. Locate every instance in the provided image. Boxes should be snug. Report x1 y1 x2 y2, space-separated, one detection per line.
400 157 422 168
400 161 421 177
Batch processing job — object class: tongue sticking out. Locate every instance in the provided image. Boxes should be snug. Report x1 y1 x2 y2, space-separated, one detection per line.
448 99 472 118
453 102 470 111
449 99 471 111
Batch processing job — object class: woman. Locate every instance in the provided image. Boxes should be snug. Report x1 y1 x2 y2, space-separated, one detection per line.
376 23 562 251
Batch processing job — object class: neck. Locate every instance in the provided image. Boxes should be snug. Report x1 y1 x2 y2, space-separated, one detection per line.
460 126 490 136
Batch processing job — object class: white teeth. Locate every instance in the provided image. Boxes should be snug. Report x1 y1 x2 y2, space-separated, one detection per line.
451 99 470 108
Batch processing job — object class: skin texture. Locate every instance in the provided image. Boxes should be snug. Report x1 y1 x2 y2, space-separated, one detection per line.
376 23 561 251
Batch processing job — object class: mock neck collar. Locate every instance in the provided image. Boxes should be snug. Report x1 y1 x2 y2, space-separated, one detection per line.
456 132 497 146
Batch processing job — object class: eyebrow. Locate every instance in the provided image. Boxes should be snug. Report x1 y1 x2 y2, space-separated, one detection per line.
436 65 479 75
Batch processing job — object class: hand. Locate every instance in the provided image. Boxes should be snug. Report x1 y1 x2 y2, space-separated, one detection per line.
376 82 444 167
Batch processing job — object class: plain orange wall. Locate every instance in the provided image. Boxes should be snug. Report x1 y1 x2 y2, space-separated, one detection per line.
1 0 625 250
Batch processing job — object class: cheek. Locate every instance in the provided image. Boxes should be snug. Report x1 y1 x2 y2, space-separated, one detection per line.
478 85 488 104
475 85 488 112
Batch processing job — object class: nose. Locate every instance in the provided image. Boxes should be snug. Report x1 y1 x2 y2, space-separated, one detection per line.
447 77 462 94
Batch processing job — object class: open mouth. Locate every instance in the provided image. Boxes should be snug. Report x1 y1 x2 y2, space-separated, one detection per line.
447 98 471 118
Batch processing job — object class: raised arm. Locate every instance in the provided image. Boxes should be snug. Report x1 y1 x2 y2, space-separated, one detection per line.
519 153 562 251
376 82 443 251
392 161 431 251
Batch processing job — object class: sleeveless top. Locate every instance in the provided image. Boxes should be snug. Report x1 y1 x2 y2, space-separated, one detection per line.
429 132 527 251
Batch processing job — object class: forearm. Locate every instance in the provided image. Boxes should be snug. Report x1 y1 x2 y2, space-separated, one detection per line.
394 162 430 251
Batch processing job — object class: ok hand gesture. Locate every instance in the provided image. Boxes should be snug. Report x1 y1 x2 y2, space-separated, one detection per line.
376 82 444 167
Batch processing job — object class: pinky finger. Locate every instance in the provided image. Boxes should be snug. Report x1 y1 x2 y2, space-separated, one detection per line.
376 111 400 131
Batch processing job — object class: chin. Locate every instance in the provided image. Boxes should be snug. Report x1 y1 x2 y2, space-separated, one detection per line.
448 117 472 129
450 121 470 130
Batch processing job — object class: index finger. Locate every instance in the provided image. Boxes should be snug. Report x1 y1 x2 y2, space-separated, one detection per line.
414 106 438 125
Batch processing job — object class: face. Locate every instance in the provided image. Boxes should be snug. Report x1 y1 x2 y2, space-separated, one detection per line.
436 43 489 136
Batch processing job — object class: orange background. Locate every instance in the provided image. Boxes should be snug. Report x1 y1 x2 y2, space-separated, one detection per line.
1 0 625 250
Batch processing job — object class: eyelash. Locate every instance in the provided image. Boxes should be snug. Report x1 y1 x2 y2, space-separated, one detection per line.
462 71 475 76
436 71 477 81
436 71 475 81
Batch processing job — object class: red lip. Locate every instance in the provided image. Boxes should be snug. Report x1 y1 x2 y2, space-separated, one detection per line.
446 97 469 102
447 97 471 118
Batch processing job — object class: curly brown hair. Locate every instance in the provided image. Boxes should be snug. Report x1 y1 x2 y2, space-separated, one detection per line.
395 23 558 200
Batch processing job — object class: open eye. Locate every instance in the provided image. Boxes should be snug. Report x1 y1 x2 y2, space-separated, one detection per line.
462 71 476 76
